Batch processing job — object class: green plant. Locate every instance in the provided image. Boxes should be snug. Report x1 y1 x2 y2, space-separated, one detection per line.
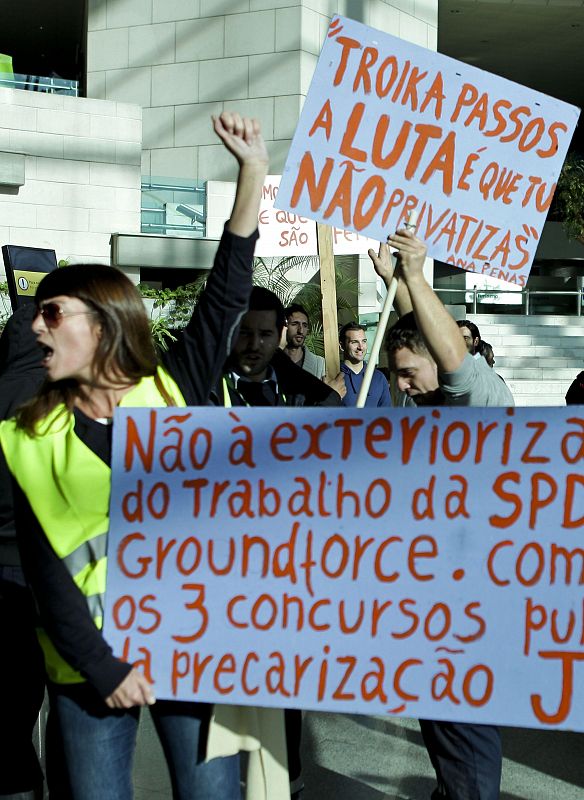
136 256 360 356
148 316 177 351
138 277 207 348
556 153 584 242
252 255 320 306
252 255 359 356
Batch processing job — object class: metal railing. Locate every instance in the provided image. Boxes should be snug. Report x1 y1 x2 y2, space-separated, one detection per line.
141 176 206 237
435 287 584 316
0 72 78 95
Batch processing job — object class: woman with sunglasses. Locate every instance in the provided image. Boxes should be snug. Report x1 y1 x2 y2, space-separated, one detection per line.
0 111 268 800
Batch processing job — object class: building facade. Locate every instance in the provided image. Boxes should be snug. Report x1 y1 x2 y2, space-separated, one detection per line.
0 0 438 322
0 0 582 323
86 0 437 182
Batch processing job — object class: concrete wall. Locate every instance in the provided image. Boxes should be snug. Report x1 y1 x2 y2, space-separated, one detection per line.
0 88 142 278
87 0 438 183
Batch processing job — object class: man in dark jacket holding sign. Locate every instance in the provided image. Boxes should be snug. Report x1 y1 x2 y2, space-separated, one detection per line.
369 229 513 800
211 285 341 799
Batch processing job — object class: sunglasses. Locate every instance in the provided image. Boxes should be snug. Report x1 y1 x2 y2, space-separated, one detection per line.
37 302 95 329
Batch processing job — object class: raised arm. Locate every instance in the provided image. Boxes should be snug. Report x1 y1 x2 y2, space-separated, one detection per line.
386 229 467 374
212 111 269 237
162 112 269 404
368 241 413 317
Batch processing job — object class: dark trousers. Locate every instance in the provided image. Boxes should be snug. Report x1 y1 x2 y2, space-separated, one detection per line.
0 576 45 795
285 708 303 786
419 719 502 800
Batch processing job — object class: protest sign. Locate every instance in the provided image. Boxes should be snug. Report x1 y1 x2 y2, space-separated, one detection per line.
257 176 317 255
206 175 377 256
103 405 584 731
275 16 581 286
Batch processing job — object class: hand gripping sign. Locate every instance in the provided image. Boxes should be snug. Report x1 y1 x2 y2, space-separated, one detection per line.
104 405 584 731
274 16 580 287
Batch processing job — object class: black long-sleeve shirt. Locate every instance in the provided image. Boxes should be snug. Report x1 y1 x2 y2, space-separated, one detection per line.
0 304 46 566
4 226 257 699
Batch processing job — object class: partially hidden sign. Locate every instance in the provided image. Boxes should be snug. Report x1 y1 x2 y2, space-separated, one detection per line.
2 245 58 310
258 175 378 256
275 16 581 287
206 175 378 256
103 406 584 731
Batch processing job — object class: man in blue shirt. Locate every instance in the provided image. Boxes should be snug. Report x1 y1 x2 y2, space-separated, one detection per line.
339 322 391 407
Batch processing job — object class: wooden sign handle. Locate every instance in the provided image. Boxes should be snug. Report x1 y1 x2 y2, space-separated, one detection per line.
355 278 397 408
356 212 418 408
317 224 340 377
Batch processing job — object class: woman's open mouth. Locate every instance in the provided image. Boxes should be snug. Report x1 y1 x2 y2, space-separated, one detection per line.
40 344 54 365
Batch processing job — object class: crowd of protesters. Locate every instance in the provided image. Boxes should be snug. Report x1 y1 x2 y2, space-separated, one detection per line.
0 110 581 800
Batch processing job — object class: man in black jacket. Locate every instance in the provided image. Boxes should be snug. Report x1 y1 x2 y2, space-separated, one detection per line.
211 286 340 799
212 286 342 409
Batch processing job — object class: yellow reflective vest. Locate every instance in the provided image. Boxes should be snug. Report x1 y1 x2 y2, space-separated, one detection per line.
0 367 185 684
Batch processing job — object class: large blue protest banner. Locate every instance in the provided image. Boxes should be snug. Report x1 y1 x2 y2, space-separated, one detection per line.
103 405 584 730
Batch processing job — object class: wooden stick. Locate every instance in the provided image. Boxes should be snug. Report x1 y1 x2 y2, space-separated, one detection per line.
355 278 397 408
355 212 418 408
317 223 340 377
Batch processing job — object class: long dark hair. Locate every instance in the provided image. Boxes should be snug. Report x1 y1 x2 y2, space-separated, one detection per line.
18 264 158 433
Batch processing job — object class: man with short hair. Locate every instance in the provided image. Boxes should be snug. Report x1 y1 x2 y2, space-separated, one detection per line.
211 286 340 800
382 324 443 406
375 261 513 409
369 229 513 800
214 287 341 408
283 303 325 379
456 319 481 355
478 340 495 369
457 321 508 386
339 322 391 407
